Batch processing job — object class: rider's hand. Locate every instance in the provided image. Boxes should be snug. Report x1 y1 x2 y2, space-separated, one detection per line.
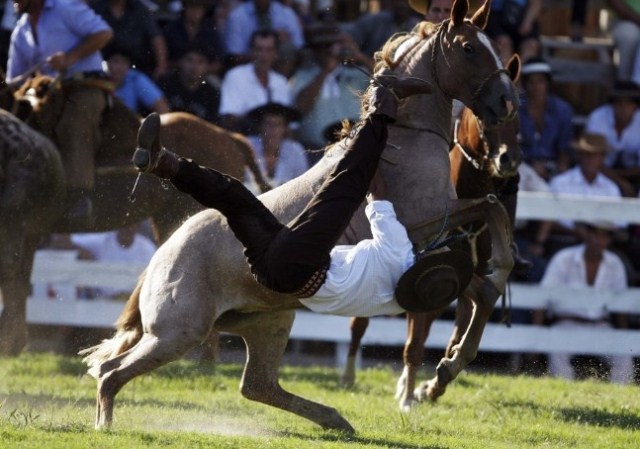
367 169 386 203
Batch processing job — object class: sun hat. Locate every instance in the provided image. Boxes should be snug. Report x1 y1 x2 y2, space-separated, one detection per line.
395 249 474 313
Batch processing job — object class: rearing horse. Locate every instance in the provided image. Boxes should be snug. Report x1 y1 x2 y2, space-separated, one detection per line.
340 106 522 410
82 0 520 432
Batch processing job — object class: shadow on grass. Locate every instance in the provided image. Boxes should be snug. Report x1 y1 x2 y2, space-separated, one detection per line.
557 406 640 430
283 430 449 449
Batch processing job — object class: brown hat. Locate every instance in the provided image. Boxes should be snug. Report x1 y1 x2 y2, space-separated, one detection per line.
395 250 474 313
573 133 610 154
305 23 342 47
409 0 428 15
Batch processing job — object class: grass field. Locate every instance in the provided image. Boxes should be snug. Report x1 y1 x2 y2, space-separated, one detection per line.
0 352 638 448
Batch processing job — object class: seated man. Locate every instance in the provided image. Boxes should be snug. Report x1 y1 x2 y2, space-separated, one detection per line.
132 79 473 316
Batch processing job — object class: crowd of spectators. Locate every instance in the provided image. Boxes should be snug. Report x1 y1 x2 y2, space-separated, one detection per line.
1 0 638 382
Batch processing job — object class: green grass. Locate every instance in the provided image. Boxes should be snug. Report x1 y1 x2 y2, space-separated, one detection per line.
0 352 638 448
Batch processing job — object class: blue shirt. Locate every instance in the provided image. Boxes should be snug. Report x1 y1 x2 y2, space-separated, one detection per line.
518 94 574 162
224 1 304 56
115 68 164 113
7 0 111 80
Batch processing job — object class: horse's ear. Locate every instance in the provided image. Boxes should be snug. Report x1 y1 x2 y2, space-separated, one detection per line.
471 0 491 30
506 54 521 83
451 0 469 27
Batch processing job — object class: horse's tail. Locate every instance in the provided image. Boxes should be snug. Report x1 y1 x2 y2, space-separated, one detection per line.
231 131 272 193
79 270 146 379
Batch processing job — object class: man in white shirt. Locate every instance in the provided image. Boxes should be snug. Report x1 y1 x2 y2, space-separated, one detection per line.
132 80 474 315
533 221 634 383
219 29 293 131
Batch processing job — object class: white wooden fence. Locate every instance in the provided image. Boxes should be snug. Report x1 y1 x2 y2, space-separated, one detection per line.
4 192 640 363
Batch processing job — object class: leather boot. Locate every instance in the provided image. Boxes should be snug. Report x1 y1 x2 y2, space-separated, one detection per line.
132 113 180 179
373 68 433 99
501 191 533 274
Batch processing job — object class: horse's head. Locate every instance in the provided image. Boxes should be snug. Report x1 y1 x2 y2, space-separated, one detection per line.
438 0 520 127
455 106 521 178
13 75 66 137
378 0 520 129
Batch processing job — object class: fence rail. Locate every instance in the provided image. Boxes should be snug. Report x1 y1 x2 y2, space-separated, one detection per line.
6 192 640 362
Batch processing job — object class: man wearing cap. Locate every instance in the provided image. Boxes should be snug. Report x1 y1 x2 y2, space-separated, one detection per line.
533 220 634 384
130 77 472 316
518 57 574 181
585 80 640 196
245 102 309 190
545 133 625 235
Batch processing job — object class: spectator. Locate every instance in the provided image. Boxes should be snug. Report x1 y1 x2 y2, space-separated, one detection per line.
91 0 168 79
532 220 634 384
343 0 421 59
585 80 640 197
7 0 113 224
484 0 542 62
218 29 292 131
518 58 574 181
536 133 625 255
409 0 452 23
158 43 220 124
291 22 369 162
71 222 157 299
162 0 225 81
0 0 17 71
104 45 170 115
244 102 308 191
223 0 305 66
606 0 640 82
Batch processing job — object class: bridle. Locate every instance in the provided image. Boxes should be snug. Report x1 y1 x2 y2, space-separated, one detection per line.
431 20 511 105
452 115 492 171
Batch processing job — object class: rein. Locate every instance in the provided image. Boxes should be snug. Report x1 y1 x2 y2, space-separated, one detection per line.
452 117 489 171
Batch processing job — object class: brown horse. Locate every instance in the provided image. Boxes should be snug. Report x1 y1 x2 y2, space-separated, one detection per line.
341 107 522 409
0 76 270 355
81 0 520 432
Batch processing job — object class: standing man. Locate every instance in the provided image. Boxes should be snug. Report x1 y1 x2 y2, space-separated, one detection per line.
7 0 113 223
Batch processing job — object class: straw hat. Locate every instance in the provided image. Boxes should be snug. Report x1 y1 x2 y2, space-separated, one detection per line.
395 250 474 313
409 0 428 15
572 133 610 154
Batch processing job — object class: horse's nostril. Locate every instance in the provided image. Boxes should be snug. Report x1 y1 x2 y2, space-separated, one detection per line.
500 153 510 165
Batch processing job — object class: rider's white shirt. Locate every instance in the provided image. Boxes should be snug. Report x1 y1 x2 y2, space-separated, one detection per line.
299 200 414 317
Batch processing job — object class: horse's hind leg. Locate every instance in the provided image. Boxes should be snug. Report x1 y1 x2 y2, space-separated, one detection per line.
340 317 369 388
95 333 196 429
236 310 355 433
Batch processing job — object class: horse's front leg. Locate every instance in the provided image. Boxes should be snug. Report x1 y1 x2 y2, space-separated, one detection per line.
341 317 369 387
424 201 514 392
416 296 474 402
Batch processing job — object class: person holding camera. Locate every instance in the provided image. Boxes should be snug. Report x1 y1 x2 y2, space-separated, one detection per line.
290 23 370 164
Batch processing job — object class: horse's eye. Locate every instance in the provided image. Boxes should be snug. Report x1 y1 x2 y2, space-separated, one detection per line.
463 43 474 54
